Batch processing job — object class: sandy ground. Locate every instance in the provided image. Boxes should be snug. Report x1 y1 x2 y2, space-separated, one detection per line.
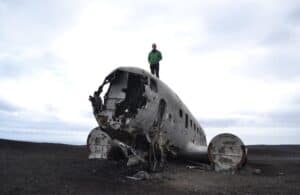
0 139 300 195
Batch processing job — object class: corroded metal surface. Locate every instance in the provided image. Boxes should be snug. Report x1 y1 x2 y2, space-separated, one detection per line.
87 67 247 171
208 133 246 172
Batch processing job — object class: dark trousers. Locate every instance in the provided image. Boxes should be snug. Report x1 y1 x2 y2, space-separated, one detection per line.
150 63 159 78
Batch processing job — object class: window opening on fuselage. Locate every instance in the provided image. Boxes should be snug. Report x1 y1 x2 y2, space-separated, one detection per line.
179 109 183 118
168 113 172 121
185 114 188 128
150 78 158 92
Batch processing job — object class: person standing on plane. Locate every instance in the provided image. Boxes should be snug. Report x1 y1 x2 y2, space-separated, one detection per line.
148 43 162 78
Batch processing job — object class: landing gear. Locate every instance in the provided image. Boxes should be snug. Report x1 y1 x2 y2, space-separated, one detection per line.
148 141 165 172
148 126 166 172
148 99 167 172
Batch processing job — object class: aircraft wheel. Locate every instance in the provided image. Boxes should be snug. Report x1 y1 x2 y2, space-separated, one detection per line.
208 133 247 172
87 127 112 159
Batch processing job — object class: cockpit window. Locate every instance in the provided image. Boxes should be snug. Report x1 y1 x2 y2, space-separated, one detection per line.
114 73 147 117
150 78 158 92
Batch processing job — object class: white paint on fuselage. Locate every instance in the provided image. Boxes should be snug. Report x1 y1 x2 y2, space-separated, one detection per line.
103 67 207 156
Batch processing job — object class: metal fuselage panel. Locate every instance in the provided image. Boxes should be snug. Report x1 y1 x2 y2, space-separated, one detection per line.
95 67 207 156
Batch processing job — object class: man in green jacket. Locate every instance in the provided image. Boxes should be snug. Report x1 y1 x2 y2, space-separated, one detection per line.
148 43 162 78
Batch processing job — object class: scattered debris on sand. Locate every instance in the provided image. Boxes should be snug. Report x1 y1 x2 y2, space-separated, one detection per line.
126 171 151 181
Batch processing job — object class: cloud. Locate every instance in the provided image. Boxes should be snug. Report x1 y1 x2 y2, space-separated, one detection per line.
200 117 238 128
267 110 300 127
290 12 300 25
201 111 300 145
0 101 91 132
0 0 299 145
0 97 19 112
201 108 300 129
0 51 63 79
0 97 94 144
0 112 88 132
0 0 83 50
189 1 300 52
237 47 300 80
0 96 96 144
186 1 300 82
201 93 300 144
0 98 93 145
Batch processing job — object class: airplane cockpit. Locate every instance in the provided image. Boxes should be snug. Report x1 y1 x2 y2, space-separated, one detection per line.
90 69 159 124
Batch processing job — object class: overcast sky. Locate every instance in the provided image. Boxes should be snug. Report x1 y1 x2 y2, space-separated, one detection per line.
0 0 299 145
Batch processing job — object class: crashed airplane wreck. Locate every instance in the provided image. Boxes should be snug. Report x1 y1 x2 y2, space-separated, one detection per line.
87 67 247 172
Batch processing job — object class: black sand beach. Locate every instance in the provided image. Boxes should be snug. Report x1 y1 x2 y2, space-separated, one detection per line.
1 139 299 195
